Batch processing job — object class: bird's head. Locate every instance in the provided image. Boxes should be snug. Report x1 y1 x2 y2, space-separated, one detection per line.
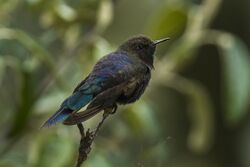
118 35 169 69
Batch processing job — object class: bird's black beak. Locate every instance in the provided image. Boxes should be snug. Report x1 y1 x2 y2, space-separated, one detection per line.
154 37 170 45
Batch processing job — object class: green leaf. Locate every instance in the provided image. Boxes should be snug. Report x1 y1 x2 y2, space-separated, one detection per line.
186 83 214 154
0 28 65 89
95 0 113 33
219 35 250 125
145 4 188 39
164 76 214 153
121 101 160 138
28 132 75 167
0 57 5 86
55 1 77 22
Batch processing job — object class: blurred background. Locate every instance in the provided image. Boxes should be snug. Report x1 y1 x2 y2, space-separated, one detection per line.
0 0 249 166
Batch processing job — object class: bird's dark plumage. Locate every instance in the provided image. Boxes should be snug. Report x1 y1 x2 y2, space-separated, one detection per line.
42 35 169 127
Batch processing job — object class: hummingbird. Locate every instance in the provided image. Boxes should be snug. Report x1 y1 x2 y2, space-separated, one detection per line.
42 35 169 127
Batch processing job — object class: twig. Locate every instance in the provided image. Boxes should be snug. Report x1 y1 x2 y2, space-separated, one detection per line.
76 124 94 167
75 107 116 167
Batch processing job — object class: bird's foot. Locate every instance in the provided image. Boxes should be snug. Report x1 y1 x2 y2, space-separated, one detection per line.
103 104 117 117
110 104 117 114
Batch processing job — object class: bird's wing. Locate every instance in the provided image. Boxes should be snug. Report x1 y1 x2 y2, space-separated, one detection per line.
64 52 135 110
74 52 135 94
63 71 151 125
63 81 128 125
64 72 153 126
72 75 89 93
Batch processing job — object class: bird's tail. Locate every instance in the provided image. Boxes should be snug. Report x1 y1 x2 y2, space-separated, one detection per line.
41 107 73 128
63 106 102 125
41 91 94 128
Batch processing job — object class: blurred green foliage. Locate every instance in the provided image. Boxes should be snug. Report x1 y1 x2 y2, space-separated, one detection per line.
0 0 249 167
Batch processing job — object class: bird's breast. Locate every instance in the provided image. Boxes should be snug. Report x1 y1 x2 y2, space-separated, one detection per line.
117 71 151 104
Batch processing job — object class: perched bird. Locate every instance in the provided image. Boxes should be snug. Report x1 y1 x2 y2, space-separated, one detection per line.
42 35 169 127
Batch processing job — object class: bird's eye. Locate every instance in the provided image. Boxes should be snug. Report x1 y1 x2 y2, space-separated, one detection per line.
136 44 145 50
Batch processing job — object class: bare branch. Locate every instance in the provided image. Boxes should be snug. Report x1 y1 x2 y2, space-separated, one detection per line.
74 106 117 167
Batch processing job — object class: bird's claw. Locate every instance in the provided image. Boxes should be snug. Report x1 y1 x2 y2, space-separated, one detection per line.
109 104 117 114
